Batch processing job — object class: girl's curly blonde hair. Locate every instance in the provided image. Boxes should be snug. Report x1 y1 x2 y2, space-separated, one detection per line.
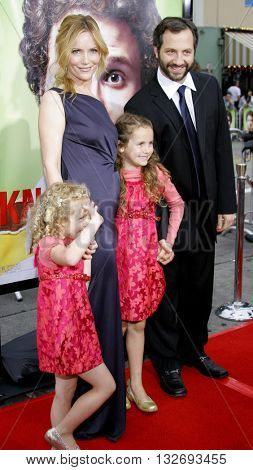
29 182 91 252
116 113 170 211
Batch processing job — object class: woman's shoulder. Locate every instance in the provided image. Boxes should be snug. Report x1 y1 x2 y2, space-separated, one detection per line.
40 88 64 104
39 89 65 121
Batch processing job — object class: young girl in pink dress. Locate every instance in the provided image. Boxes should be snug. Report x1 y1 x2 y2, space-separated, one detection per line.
115 113 184 412
29 182 115 450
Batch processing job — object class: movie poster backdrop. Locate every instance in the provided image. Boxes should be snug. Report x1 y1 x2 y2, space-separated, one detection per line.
0 0 183 287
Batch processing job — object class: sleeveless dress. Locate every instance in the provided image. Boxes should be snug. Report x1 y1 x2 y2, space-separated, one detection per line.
116 167 185 322
35 236 103 376
51 88 125 441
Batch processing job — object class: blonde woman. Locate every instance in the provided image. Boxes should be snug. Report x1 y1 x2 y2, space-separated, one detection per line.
39 15 125 442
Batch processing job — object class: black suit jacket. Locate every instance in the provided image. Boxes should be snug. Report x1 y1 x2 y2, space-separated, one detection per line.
125 72 236 247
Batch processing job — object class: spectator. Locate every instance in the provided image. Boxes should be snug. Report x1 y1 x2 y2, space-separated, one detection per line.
223 91 235 110
239 89 253 109
228 80 241 109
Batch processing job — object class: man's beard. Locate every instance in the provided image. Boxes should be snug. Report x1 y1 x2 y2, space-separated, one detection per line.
159 57 194 82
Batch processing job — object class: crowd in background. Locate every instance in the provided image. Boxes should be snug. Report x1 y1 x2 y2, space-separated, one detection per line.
223 80 253 139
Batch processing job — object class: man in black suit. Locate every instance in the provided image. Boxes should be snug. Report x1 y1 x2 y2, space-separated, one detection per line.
125 17 236 397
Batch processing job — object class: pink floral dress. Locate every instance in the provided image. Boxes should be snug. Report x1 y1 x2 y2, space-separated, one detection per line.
116 167 184 322
35 236 103 376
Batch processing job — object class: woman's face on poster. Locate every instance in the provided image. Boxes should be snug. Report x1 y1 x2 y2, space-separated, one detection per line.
46 15 142 121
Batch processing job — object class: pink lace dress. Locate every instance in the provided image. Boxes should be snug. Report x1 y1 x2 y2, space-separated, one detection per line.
35 236 103 376
116 167 184 322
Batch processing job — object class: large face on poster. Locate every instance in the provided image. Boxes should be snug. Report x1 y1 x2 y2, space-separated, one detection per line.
0 0 183 287
21 0 161 122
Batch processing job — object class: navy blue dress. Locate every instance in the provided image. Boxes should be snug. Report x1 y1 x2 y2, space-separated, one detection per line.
51 88 125 441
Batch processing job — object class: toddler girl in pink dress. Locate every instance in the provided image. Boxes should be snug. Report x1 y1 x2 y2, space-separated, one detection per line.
29 182 115 450
115 113 184 412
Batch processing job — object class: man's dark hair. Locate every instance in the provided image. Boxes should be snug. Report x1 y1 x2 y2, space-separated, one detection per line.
153 17 198 51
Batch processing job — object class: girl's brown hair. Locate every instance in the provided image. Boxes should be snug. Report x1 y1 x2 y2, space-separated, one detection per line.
116 113 170 211
29 182 91 251
55 14 108 96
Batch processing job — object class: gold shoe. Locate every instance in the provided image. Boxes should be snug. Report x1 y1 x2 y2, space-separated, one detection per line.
126 380 158 413
44 428 80 450
126 395 131 410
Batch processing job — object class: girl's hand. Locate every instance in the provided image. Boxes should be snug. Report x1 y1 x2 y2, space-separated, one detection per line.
89 203 104 227
157 239 175 265
82 239 98 260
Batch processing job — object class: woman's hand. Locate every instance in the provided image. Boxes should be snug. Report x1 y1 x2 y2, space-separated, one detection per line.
157 239 174 265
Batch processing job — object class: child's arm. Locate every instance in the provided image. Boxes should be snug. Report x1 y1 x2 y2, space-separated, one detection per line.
156 167 184 265
51 207 103 266
84 259 91 289
156 167 184 246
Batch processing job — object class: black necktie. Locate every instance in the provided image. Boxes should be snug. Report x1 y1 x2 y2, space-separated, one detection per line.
177 85 202 198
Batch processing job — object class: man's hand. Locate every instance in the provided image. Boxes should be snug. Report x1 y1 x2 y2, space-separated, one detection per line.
157 239 175 265
216 214 235 233
82 239 98 260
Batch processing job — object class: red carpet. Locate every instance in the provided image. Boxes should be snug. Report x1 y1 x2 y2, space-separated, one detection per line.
0 323 253 450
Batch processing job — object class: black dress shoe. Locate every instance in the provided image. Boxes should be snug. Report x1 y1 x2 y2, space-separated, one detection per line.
160 369 187 397
187 356 229 378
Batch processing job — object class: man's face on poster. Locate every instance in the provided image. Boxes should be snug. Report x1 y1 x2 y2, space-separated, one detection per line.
246 114 253 132
46 14 142 122
154 28 195 83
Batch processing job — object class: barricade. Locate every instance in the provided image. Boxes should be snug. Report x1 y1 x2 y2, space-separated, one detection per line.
216 160 253 321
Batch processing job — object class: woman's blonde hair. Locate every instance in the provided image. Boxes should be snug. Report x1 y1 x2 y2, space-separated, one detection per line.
55 14 108 95
29 182 91 251
116 113 170 211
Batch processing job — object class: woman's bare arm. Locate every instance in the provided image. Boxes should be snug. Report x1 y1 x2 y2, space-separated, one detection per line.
38 90 65 186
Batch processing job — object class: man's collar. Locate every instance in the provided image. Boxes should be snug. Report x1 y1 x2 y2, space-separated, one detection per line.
157 67 196 99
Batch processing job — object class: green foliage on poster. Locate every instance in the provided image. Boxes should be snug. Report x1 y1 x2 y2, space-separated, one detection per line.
156 0 183 18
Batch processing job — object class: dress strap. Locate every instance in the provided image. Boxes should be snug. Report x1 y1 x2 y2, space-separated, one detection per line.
50 87 64 102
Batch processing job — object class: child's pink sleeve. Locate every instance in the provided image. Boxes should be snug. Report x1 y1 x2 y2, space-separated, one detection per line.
38 236 64 268
156 167 185 246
